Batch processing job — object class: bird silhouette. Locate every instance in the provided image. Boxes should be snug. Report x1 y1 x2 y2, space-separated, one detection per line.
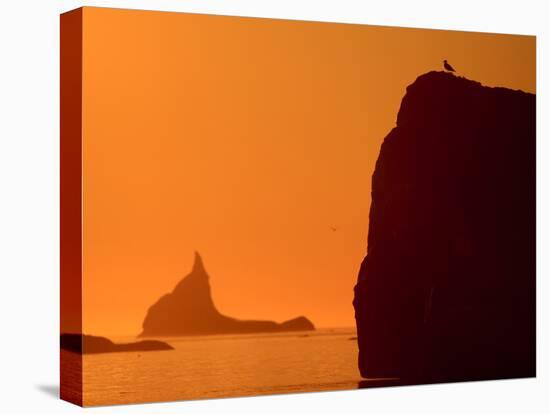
443 59 456 73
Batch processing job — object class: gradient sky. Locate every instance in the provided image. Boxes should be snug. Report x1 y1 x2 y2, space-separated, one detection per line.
80 7 535 336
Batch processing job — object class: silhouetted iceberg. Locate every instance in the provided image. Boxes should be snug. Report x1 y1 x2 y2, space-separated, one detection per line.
139 252 315 337
61 333 173 354
353 71 535 383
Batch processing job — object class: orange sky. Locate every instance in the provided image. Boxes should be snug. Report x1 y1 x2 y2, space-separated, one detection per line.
80 7 535 336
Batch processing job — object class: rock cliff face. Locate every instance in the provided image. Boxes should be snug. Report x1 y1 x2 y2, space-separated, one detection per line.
139 252 315 337
353 71 535 383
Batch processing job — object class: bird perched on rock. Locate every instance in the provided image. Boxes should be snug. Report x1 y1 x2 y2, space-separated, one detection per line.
443 59 456 72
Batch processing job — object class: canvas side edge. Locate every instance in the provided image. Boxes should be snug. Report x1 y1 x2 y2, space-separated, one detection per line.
60 7 84 407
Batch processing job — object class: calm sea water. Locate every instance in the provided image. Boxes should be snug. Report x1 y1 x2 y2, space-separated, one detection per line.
78 328 363 406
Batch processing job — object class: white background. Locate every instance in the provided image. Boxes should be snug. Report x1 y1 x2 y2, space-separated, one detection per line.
0 0 547 412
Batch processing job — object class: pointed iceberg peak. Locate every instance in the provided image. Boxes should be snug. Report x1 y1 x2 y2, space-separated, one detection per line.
139 250 316 337
170 251 210 296
191 251 207 275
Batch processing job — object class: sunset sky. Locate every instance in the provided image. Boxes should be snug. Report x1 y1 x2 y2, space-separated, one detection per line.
80 7 535 336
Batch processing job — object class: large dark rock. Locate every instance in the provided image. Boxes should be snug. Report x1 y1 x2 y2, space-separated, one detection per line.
353 71 535 383
139 252 315 337
60 333 173 354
